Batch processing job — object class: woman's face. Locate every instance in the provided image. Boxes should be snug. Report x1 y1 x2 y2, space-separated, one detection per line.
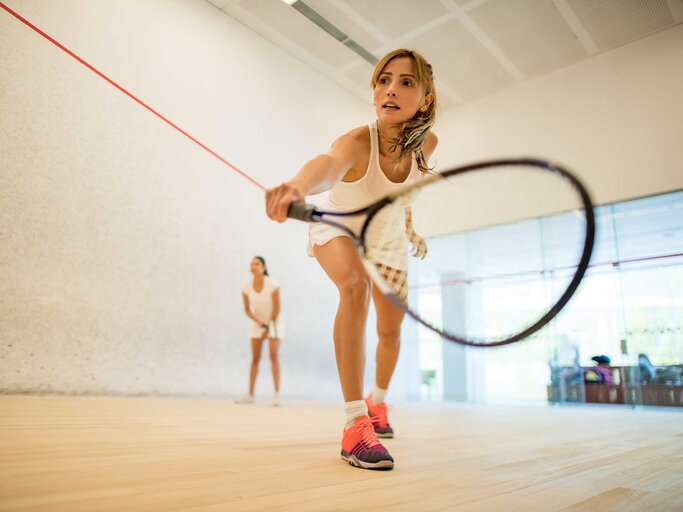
250 258 265 276
373 56 430 125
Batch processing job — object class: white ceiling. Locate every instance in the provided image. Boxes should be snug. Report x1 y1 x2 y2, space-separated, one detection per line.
206 0 683 110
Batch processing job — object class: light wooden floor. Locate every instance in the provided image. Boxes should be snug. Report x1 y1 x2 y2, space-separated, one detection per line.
1 395 681 511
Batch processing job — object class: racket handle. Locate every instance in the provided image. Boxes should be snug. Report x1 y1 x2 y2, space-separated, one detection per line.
287 201 318 222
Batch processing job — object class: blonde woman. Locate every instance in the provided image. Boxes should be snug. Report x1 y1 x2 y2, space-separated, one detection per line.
266 49 437 470
238 256 282 406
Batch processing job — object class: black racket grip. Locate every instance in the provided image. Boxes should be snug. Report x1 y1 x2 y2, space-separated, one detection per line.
287 201 317 222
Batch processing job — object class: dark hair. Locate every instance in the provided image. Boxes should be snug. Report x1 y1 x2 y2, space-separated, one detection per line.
591 355 610 365
254 256 268 276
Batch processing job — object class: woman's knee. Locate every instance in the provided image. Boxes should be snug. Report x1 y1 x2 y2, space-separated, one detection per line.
377 325 401 346
337 273 371 303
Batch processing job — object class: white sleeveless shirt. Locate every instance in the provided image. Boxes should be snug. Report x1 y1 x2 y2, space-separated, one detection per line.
307 120 422 270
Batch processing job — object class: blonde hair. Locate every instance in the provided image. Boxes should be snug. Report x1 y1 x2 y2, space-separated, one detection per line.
370 49 437 174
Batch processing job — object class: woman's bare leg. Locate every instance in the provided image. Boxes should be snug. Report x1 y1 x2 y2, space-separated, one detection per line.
269 338 281 393
313 237 371 401
249 336 265 396
372 283 405 389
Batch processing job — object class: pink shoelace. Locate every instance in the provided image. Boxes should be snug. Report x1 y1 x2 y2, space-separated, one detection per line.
349 417 381 448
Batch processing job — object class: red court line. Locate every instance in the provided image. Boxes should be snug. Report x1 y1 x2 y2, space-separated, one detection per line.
0 1 266 191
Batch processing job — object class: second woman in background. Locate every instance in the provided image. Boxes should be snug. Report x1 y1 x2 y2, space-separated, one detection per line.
239 256 283 406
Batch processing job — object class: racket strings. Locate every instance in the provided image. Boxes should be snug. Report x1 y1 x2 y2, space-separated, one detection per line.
362 164 592 346
363 200 412 301
374 262 408 301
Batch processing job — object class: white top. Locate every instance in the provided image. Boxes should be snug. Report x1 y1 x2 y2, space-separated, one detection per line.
326 120 421 208
311 120 423 270
242 276 279 325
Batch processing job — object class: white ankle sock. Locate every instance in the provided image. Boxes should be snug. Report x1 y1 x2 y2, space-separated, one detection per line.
344 399 368 430
372 386 388 405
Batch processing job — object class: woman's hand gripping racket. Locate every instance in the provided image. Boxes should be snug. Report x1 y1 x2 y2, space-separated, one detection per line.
259 320 278 339
287 158 595 348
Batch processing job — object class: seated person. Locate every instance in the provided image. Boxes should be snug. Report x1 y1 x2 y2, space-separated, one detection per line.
584 355 614 384
638 353 657 384
639 353 682 386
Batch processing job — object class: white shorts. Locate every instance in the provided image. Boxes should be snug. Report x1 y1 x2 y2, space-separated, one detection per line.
307 222 353 257
249 319 284 339
307 221 408 271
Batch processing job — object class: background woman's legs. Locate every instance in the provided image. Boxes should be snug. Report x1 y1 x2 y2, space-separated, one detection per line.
269 338 281 406
249 336 265 396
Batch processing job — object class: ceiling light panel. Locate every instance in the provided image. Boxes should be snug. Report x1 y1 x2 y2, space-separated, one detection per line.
469 0 587 76
238 0 360 68
343 0 449 40
305 0 385 51
405 18 515 101
567 0 675 50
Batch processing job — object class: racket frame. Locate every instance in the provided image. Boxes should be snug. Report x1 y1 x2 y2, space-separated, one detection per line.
288 158 595 347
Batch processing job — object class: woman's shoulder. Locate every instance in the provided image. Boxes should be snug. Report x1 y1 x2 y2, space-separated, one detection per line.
265 276 280 290
334 125 371 152
423 131 438 158
347 124 371 141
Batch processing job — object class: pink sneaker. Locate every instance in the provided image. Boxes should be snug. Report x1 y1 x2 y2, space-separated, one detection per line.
340 416 394 470
365 394 394 438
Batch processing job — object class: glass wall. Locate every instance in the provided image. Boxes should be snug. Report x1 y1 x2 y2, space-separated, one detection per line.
417 190 683 407
416 288 444 400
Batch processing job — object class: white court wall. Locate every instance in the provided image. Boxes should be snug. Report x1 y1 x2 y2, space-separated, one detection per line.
0 0 373 399
434 24 683 205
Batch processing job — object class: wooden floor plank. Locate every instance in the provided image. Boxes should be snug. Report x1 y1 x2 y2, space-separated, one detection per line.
1 395 681 511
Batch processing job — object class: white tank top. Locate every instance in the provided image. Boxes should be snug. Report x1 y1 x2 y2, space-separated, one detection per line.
320 120 421 234
328 120 420 207
312 120 423 270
